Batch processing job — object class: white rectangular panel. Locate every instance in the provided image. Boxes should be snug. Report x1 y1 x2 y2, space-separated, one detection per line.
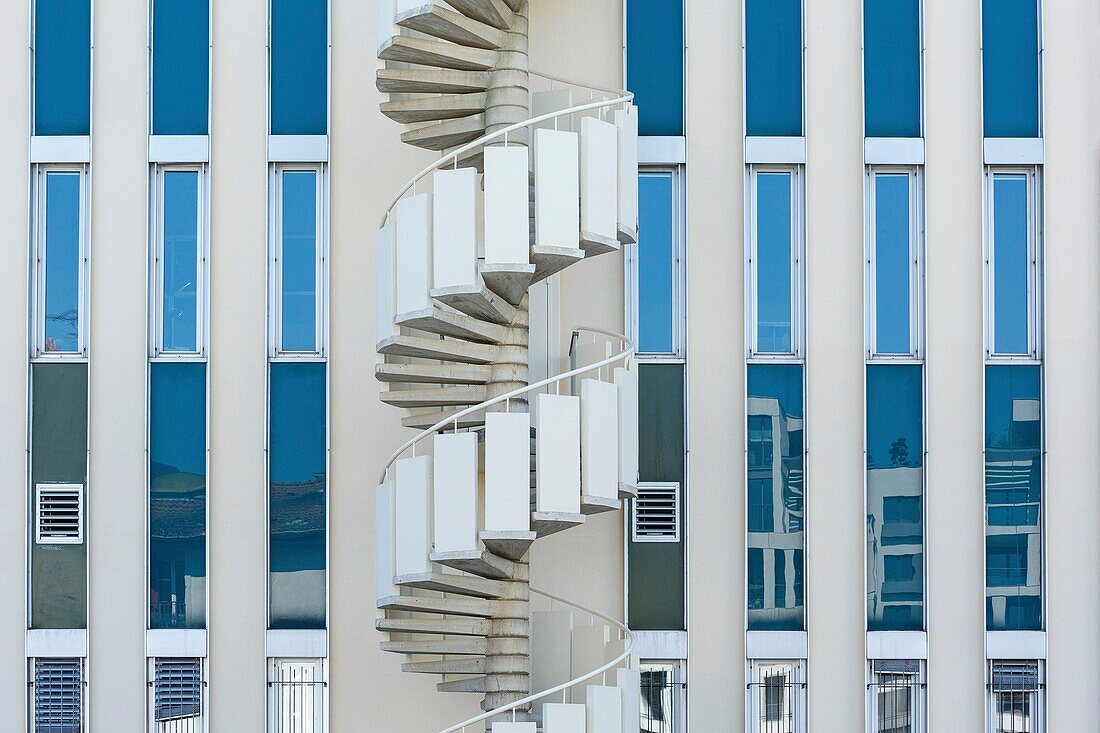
375 221 395 346
581 378 619 501
614 367 639 488
265 629 328 658
484 145 530 265
542 703 586 733
532 89 575 133
433 168 479 289
983 137 1045 165
146 629 208 658
637 134 685 165
535 129 580 250
377 0 397 52
395 193 433 315
867 631 928 660
485 412 531 531
433 432 479 554
586 685 623 733
746 630 808 659
26 629 87 658
149 135 209 163
745 135 807 164
986 631 1047 660
571 624 610 700
395 455 432 577
614 668 641 733
615 106 640 236
268 134 329 162
864 137 925 165
536 394 581 514
580 117 618 243
532 610 574 697
375 481 394 599
30 136 90 163
491 725 536 733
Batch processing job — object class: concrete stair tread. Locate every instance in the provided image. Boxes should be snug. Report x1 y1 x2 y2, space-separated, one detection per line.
382 638 488 655
401 407 488 430
394 570 508 598
442 0 514 29
499 0 523 11
379 36 497 72
579 231 620 257
480 263 535 305
375 361 492 385
430 549 517 580
580 495 621 515
397 3 506 49
377 594 500 618
531 245 586 284
617 223 638 245
437 674 530 694
381 93 488 124
431 283 517 324
395 306 509 343
381 385 489 408
376 68 490 94
376 617 491 637
530 511 585 538
377 334 498 364
479 530 536 561
618 482 639 500
402 657 486 674
402 115 487 151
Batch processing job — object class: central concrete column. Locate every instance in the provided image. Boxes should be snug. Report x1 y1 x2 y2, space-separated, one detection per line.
484 559 532 726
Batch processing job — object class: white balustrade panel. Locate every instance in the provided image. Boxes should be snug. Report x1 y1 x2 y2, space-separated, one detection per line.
581 378 619 502
614 668 642 733
614 105 639 241
484 146 530 266
535 394 581 514
532 89 575 133
542 703 586 733
376 0 397 52
375 221 394 346
395 192 433 316
532 610 573 697
586 685 623 733
394 455 432 577
571 624 611 701
375 481 394 601
432 168 479 290
534 129 580 250
484 412 531 531
580 117 619 243
614 367 639 489
433 432 478 554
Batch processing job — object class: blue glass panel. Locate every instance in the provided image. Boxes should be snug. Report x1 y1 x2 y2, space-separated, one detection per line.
149 362 207 629
269 362 326 629
638 173 674 354
747 364 804 631
152 0 210 135
866 364 923 631
281 171 318 352
626 0 684 136
992 174 1029 355
874 173 911 355
745 0 802 136
985 365 1041 631
44 172 81 354
162 171 199 353
756 173 793 354
864 0 921 137
982 0 1039 138
271 0 328 135
34 0 90 135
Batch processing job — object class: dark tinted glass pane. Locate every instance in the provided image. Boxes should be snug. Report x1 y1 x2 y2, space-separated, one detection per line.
756 173 793 353
269 362 326 628
747 364 804 631
281 171 318 352
149 363 207 629
34 0 90 135
874 173 911 354
992 174 1029 355
985 365 1041 631
746 0 802 136
638 173 674 354
44 172 81 354
866 364 923 631
864 0 921 137
626 0 684 136
982 0 1040 137
271 0 328 135
162 171 199 353
152 0 210 134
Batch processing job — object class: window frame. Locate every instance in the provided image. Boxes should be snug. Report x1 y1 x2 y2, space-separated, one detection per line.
639 660 687 733
151 164 208 359
267 658 327 733
866 659 926 733
147 657 207 733
30 657 86 733
864 166 924 361
746 659 806 733
986 659 1045 733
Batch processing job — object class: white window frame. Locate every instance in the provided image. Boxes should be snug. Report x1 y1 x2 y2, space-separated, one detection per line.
984 166 1042 362
267 658 327 733
746 659 806 733
30 657 86 733
865 166 924 361
148 657 207 733
32 164 89 360
986 659 1045 733
151 164 208 359
632 482 681 544
866 660 926 733
639 660 687 733
746 165 805 361
35 483 84 545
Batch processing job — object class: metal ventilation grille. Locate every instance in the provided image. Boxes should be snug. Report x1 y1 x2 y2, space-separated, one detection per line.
36 485 83 545
633 482 680 543
991 660 1041 692
34 658 82 733
154 659 202 724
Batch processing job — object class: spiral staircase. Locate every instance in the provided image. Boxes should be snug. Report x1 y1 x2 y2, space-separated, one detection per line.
373 1 642 731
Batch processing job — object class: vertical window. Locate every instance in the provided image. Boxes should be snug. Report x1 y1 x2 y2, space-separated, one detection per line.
749 168 803 358
270 0 328 135
271 167 325 357
150 658 203 733
986 171 1040 360
867 169 922 359
626 0 684 136
748 660 805 733
151 0 210 135
987 661 1043 733
33 0 91 136
982 0 1041 138
154 167 206 356
34 168 87 358
863 0 921 137
745 0 803 137
32 658 84 733
630 170 684 357
640 662 687 733
268 659 326 733
868 660 925 733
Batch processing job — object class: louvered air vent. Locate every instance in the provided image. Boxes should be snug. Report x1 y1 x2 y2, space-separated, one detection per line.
36 484 83 545
34 658 82 732
632 482 680 543
991 660 1041 692
155 658 202 723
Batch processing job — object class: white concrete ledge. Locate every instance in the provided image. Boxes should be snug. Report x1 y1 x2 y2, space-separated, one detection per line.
986 630 1046 660
746 630 807 660
146 629 207 658
867 631 927 660
266 629 328 658
864 137 925 166
631 630 686 659
26 629 87 658
149 135 209 163
745 136 806 165
638 136 686 165
30 136 90 164
984 137 1044 165
269 134 329 163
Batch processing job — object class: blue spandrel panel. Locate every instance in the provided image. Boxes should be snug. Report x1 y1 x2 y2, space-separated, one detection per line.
162 171 199 353
745 0 803 136
271 0 328 135
866 364 924 631
985 364 1041 631
747 364 804 631
864 0 921 137
638 173 674 354
874 173 911 355
152 0 210 135
44 172 81 354
280 171 318 352
992 174 1029 355
149 362 207 629
269 362 327 629
626 0 684 136
34 0 90 135
756 172 793 354
982 0 1040 138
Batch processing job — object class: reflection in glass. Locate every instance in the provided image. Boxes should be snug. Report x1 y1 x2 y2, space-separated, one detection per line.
149 362 206 629
990 660 1040 733
639 662 685 733
44 172 81 353
638 173 675 354
747 365 804 631
866 365 923 631
162 171 199 353
874 173 911 355
280 171 318 352
992 174 1029 356
755 173 793 354
269 362 327 629
985 365 1041 631
870 660 921 733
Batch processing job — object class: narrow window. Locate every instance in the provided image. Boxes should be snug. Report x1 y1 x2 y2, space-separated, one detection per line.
626 0 684 136
272 167 325 357
32 658 84 733
988 660 1043 733
33 0 91 136
863 0 921 137
749 168 802 358
982 0 1041 138
150 658 203 732
867 169 922 358
986 170 1040 359
34 168 86 358
268 659 326 733
745 0 803 136
270 0 328 135
151 0 210 135
631 170 683 357
869 660 925 733
639 661 686 733
154 167 205 356
748 660 805 733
